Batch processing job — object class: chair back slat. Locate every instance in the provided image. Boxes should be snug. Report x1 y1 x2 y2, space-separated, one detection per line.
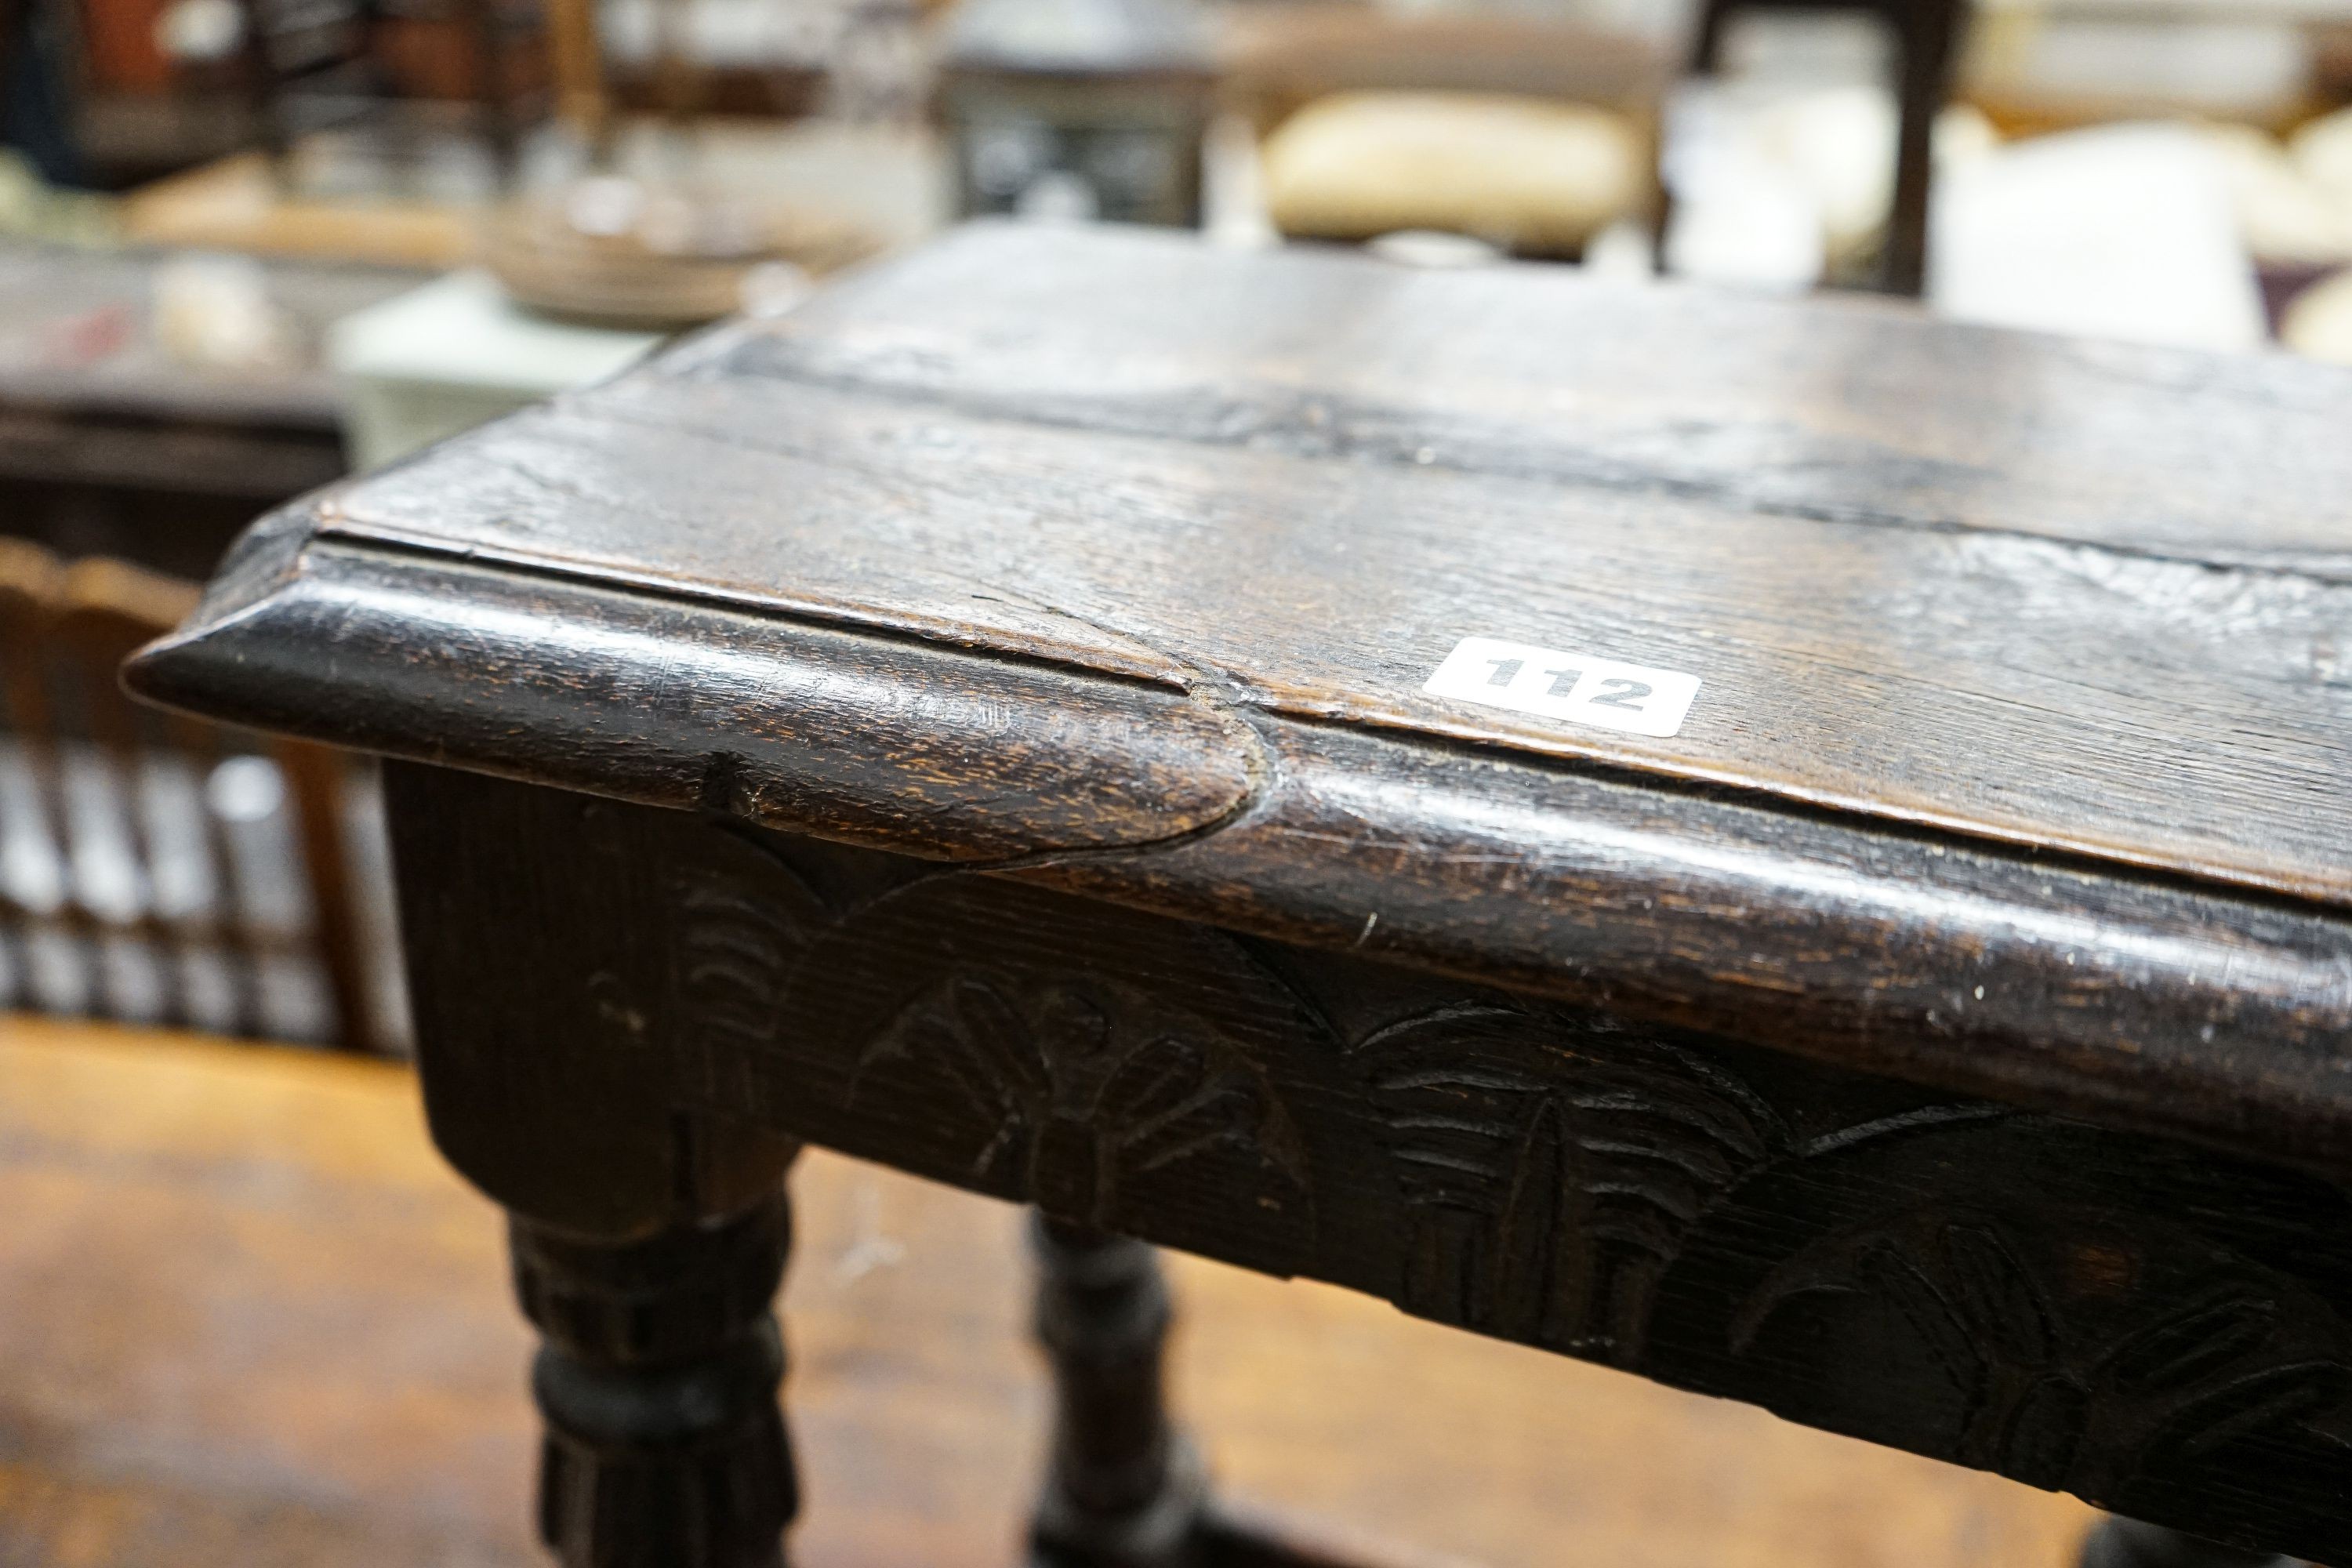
0 541 96 1011
66 563 197 1022
0 540 383 1052
0 543 45 996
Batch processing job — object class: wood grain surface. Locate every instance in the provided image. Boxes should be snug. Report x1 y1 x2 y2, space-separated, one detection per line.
0 1013 2103 1568
277 222 2352 909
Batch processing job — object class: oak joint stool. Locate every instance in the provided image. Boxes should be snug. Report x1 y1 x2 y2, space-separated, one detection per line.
129 223 2352 1568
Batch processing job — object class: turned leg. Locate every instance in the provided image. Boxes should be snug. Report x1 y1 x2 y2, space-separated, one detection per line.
514 1191 799 1568
1030 1214 1207 1568
2079 1518 2300 1568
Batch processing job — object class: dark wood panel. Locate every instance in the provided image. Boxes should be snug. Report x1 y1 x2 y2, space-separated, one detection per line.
1041 718 2352 1183
0 409 346 499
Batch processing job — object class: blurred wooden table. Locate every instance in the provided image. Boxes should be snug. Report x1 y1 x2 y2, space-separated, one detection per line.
0 1013 2100 1568
0 243 416 577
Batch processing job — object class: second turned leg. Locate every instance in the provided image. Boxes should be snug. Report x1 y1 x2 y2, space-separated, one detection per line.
1030 1214 1207 1568
514 1192 800 1568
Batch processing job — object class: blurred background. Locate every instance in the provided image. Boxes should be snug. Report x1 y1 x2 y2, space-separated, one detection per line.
0 0 2346 1562
13 0 2352 1059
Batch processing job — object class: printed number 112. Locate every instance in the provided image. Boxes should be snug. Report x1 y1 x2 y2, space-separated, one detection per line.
1486 657 1602 701
1431 635 1700 739
1489 655 1650 710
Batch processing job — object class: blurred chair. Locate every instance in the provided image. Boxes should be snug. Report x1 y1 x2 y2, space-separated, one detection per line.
0 539 389 1053
238 0 546 189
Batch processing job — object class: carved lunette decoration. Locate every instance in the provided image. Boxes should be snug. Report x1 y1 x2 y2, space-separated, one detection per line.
1347 1001 1785 1363
856 971 1310 1232
1729 1203 2352 1503
666 823 1316 1272
657 818 2352 1561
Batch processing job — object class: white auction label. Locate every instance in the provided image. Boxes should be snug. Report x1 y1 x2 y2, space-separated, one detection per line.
1422 637 1701 739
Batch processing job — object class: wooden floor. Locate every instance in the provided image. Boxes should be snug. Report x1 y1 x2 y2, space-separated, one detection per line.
0 1012 2103 1568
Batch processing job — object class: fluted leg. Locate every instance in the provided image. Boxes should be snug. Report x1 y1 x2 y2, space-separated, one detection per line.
1030 1214 1207 1568
2079 1518 2300 1568
513 1192 798 1568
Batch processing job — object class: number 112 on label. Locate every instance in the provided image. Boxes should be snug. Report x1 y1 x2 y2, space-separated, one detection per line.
1422 636 1701 739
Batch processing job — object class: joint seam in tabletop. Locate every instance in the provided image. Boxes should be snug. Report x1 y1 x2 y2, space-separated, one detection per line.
692 343 2352 589
464 387 2352 706
313 517 1197 691
695 582 1290 882
321 474 2346 779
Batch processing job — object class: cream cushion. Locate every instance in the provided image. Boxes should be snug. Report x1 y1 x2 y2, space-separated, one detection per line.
1261 91 1646 254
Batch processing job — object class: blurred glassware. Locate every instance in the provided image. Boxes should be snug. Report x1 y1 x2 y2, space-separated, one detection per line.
1659 74 1994 292
1929 120 2267 353
822 0 931 122
151 252 304 374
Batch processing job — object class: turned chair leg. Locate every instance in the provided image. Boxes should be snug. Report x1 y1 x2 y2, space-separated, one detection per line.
512 1192 799 1568
2079 1518 2302 1568
1879 0 1961 298
1030 1214 1208 1568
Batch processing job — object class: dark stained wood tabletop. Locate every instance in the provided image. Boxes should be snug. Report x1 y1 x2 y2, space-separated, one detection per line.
129 222 2352 1176
267 223 2352 907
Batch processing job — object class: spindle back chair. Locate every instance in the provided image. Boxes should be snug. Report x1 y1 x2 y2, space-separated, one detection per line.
0 539 379 1051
